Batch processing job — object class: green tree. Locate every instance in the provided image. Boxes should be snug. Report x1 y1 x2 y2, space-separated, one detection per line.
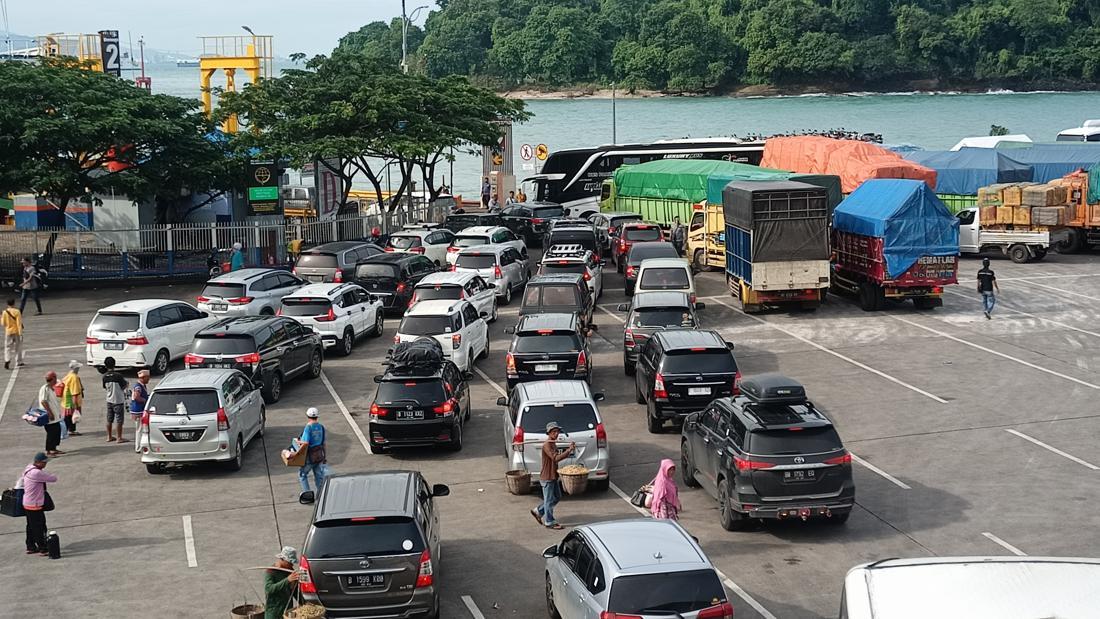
338 19 424 69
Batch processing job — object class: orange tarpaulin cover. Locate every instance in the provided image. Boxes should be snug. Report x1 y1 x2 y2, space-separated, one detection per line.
761 136 936 194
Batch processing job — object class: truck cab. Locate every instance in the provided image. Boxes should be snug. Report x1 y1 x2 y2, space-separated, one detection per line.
686 202 726 273
957 207 1050 263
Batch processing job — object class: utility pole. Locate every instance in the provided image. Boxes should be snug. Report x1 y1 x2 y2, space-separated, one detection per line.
400 0 408 74
612 82 618 144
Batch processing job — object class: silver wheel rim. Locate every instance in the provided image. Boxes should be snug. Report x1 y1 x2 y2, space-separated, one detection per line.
344 332 353 354
312 353 321 375
156 351 168 373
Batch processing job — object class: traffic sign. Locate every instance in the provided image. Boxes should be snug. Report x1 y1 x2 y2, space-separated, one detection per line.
519 144 533 161
535 144 549 161
491 152 504 167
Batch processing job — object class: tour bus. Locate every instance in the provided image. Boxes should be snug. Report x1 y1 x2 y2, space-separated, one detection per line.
523 138 764 219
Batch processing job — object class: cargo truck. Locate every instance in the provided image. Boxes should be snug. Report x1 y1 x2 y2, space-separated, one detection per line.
956 207 1050 263
722 181 832 313
831 179 959 311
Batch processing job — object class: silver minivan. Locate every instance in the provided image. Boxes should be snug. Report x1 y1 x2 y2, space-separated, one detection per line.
496 380 609 490
294 241 384 283
138 369 265 474
453 244 529 305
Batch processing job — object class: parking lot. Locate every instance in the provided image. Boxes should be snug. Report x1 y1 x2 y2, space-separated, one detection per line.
3 249 1100 618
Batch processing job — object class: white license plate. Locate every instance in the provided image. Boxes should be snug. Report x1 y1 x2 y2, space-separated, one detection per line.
535 364 557 372
210 362 235 369
103 342 124 351
396 410 424 420
210 304 228 312
688 387 711 396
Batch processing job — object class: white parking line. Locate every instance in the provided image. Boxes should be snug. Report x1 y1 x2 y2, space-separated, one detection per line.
943 289 1100 339
473 367 507 397
608 482 778 619
1009 279 1100 302
182 514 198 567
0 366 18 423
982 532 1027 556
461 595 487 619
850 454 911 490
26 344 84 352
890 315 1100 391
1005 429 1100 470
596 304 626 323
999 273 1100 282
319 370 374 455
708 297 948 404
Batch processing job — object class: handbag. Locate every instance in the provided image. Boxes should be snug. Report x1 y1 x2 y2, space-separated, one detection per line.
43 491 54 512
630 484 652 508
1 488 24 517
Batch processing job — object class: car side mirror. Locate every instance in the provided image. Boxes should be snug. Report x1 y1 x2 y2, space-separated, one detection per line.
593 392 605 402
463 371 474 380
685 417 697 430
542 545 559 559
504 326 515 335
616 303 628 312
487 282 497 289
695 302 706 310
373 375 383 383
200 311 210 318
479 311 489 319
495 396 508 406
726 341 735 350
431 483 450 497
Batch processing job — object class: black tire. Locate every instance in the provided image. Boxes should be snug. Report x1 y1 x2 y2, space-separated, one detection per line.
307 349 322 379
448 422 463 451
257 407 266 437
1009 244 1030 264
635 377 646 404
226 436 244 471
1033 247 1047 261
718 478 749 531
501 283 512 306
681 440 700 488
151 349 170 376
913 296 937 310
589 478 610 492
546 572 562 619
646 401 662 434
339 329 354 356
145 463 164 475
693 249 711 273
262 372 283 404
479 337 490 360
371 310 384 337
859 282 882 312
623 359 635 376
260 307 275 316
827 511 851 525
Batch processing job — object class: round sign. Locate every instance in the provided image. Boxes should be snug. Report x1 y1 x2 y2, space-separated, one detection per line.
254 166 272 185
535 144 549 161
519 144 534 161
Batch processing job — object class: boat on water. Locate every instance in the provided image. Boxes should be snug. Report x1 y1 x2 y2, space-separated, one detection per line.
176 59 200 68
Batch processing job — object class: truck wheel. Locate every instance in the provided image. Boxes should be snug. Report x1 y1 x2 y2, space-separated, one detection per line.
1033 247 1047 261
693 250 711 273
1009 244 1030 264
913 297 937 310
859 282 883 312
1053 228 1086 254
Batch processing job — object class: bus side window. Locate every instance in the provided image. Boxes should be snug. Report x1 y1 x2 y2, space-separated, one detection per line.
689 212 704 231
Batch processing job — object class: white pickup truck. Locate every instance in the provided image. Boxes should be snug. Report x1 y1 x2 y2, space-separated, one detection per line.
957 207 1050 264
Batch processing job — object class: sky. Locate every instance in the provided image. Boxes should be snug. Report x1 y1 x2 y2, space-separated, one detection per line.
2 0 424 55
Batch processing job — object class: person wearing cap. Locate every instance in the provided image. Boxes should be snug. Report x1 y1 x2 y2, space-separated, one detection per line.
102 357 129 444
531 421 575 530
230 242 245 271
977 257 999 319
19 452 57 555
39 371 64 455
130 370 151 451
294 407 329 496
264 546 300 619
61 360 84 436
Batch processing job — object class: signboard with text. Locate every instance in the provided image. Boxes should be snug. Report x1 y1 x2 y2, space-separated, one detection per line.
247 159 282 215
99 30 121 77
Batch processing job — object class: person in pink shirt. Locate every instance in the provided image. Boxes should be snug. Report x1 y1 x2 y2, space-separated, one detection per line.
19 452 57 555
649 458 681 521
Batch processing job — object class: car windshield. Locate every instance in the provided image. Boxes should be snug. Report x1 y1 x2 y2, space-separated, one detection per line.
415 285 462 301
538 285 580 306
519 403 597 434
532 205 564 218
513 333 580 353
624 227 662 241
540 263 586 276
606 570 725 614
201 283 246 298
640 267 690 289
629 245 678 264
748 425 844 455
662 350 735 374
455 254 496 269
192 335 256 355
631 308 694 328
147 389 221 416
296 253 338 268
453 236 490 248
306 517 425 559
280 298 332 317
375 378 447 406
355 264 399 279
611 216 642 227
549 233 597 252
400 315 458 336
388 235 421 249
90 312 140 333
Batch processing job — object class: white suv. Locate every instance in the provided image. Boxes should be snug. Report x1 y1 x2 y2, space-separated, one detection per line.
197 268 307 316
394 299 489 372
446 226 527 265
386 228 455 267
280 283 385 356
539 244 604 300
86 300 217 374
411 272 498 322
635 258 696 304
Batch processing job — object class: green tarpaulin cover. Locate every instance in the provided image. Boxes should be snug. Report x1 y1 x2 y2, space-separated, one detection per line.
613 160 788 203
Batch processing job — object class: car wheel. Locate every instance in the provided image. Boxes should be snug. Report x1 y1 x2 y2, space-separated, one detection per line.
545 573 562 619
681 440 700 488
257 407 266 437
260 307 275 316
152 349 170 376
635 378 645 404
589 478 610 492
646 401 662 434
719 478 749 531
307 349 322 379
490 302 498 323
145 463 165 475
371 311 384 337
502 284 512 306
340 329 354 356
479 337 490 360
226 436 244 471
623 359 635 376
448 422 463 451
262 373 283 404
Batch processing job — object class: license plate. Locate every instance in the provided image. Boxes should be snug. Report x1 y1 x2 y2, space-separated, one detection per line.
535 364 557 372
308 275 324 283
396 410 424 420
343 574 385 589
783 469 816 483
172 431 198 441
210 362 235 369
103 342 124 351
210 304 228 312
688 387 711 396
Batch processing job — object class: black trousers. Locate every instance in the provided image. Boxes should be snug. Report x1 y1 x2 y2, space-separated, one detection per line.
64 415 77 433
19 287 41 313
25 508 47 552
45 422 61 452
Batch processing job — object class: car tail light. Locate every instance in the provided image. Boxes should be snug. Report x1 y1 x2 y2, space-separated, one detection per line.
433 399 456 416
932 286 943 294
531 218 545 225
654 372 667 399
396 282 407 294
184 353 203 366
227 297 253 305
506 352 516 376
216 407 229 431
698 601 735 619
577 350 587 369
291 267 297 274
415 548 433 588
493 265 503 279
825 452 852 465
452 333 462 350
126 336 149 345
600 613 643 619
732 370 742 395
512 426 524 450
393 335 401 344
409 293 418 307
234 352 261 365
140 410 150 434
624 328 634 346
85 336 100 344
626 265 635 278
689 293 697 305
298 556 316 594
333 270 343 283
448 246 460 253
583 271 591 281
369 403 389 418
595 423 607 448
315 308 337 322
734 455 776 470
410 246 426 254
196 296 210 303
384 247 395 252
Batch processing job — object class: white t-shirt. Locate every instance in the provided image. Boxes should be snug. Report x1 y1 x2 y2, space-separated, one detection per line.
38 383 62 424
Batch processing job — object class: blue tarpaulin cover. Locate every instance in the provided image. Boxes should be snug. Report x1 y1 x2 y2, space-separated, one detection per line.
833 179 959 279
903 149 1032 195
997 143 1100 183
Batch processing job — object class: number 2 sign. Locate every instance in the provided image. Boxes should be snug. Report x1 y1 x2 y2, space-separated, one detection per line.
99 30 121 77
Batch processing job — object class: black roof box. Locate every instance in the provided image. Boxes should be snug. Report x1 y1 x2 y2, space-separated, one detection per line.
388 337 445 375
740 373 806 404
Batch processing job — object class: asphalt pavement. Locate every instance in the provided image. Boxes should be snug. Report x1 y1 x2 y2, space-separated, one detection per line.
2 251 1100 618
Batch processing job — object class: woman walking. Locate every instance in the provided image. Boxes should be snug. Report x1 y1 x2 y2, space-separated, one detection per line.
649 459 681 521
19 452 57 555
61 360 84 436
39 371 64 456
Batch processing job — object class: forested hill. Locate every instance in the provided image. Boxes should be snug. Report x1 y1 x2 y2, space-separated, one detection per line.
340 0 1100 93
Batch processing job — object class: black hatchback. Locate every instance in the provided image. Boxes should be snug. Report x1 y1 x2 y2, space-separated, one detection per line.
186 316 324 404
634 329 738 433
504 313 592 390
680 373 855 529
354 253 438 314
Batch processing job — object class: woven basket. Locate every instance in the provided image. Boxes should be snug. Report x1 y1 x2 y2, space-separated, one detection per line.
505 470 531 495
560 472 589 496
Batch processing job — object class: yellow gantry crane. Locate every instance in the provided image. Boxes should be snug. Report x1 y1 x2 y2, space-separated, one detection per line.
36 33 105 70
198 32 272 133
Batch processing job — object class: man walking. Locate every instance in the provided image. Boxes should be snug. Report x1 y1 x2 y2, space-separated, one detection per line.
130 370 150 451
102 358 129 443
295 407 329 498
39 372 64 456
19 452 57 555
2 298 24 369
530 421 575 530
19 257 42 315
481 177 491 208
670 216 686 257
264 546 299 619
977 257 999 319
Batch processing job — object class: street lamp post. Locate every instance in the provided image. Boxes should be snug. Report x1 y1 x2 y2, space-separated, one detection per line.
400 1 428 74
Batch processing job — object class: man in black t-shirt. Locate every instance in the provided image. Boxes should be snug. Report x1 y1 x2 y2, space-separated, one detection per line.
977 257 999 319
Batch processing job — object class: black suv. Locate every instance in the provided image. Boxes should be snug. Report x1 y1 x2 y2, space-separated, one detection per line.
369 338 472 452
634 330 738 433
624 242 680 295
504 313 593 389
618 290 703 375
500 202 565 245
187 316 323 404
354 253 437 314
442 211 504 233
520 273 594 327
299 471 450 618
680 373 855 530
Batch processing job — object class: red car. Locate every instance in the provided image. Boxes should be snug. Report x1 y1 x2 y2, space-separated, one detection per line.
614 222 665 272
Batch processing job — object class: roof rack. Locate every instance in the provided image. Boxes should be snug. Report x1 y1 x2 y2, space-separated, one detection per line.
739 373 807 405
544 244 587 258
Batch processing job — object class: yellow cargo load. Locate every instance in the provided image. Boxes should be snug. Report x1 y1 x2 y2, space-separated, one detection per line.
996 206 1015 224
1012 206 1032 225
